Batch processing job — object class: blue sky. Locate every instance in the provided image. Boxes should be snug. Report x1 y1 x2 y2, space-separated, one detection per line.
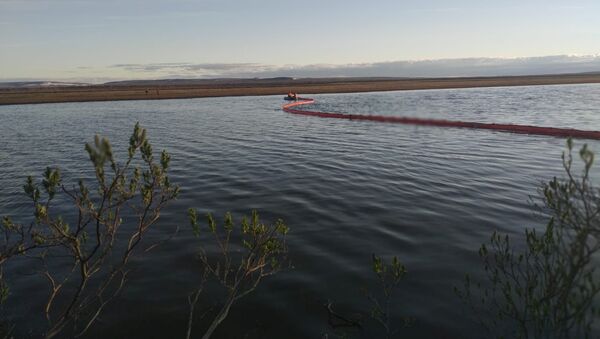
1 0 599 82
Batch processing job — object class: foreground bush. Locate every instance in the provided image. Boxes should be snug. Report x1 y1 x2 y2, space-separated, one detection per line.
0 124 289 339
186 210 289 339
1 123 179 337
457 139 600 339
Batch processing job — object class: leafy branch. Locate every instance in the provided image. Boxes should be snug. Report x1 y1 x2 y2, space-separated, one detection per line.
187 209 289 339
1 123 179 338
456 139 600 339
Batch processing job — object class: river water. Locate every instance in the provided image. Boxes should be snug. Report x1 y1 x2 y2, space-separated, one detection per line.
1 84 599 338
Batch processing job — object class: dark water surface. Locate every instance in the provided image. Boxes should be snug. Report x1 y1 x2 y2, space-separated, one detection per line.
1 84 600 338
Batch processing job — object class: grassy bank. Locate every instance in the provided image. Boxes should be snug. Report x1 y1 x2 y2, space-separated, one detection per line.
1 74 600 105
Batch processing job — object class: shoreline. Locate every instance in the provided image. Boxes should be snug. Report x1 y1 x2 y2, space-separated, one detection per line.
1 73 600 106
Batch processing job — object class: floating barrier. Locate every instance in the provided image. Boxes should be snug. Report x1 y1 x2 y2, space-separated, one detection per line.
282 97 600 140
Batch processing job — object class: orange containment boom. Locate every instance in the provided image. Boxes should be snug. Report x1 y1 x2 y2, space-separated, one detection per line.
282 97 600 140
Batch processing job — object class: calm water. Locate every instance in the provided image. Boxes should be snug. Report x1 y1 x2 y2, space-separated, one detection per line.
1 84 600 338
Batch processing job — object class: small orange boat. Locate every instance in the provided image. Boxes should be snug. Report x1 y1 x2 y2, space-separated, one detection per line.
284 92 298 101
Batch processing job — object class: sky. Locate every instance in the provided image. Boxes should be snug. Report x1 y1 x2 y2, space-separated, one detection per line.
1 0 599 82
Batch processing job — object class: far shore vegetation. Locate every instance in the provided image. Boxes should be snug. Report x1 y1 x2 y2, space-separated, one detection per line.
1 124 598 338
1 73 600 106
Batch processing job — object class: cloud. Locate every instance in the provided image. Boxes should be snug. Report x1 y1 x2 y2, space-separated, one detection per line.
110 62 273 77
0 0 90 10
109 55 600 79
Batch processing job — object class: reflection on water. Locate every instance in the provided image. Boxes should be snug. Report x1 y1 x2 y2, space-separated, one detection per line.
1 84 599 338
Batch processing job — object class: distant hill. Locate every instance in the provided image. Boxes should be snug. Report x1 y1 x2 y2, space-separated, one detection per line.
0 77 407 89
0 81 91 89
102 77 296 87
101 77 404 87
1 72 599 90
